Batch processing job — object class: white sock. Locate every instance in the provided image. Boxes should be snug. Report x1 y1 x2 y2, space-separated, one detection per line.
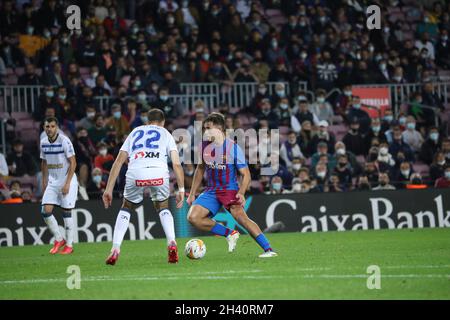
159 209 176 246
63 211 74 247
112 209 131 251
43 214 63 242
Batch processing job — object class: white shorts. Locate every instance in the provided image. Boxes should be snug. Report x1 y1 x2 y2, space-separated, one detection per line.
124 168 170 204
42 177 78 209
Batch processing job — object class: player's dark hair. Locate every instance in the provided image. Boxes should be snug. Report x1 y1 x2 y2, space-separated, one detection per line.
204 112 226 131
44 116 59 126
147 108 165 123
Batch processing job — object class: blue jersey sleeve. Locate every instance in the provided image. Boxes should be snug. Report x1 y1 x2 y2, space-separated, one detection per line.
233 143 248 169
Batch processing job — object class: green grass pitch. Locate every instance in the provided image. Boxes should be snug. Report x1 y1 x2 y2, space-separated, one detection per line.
0 228 449 299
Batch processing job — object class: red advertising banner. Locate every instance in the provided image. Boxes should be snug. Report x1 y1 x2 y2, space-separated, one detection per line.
352 87 391 118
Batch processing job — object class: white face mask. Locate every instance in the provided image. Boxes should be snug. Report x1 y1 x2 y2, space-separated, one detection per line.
317 97 325 103
293 184 301 192
87 112 96 119
336 148 346 155
292 164 301 171
317 171 326 178
99 149 107 156
280 103 289 110
401 169 410 177
380 147 388 155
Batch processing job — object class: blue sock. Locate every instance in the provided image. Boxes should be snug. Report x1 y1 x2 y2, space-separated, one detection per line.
255 234 272 252
211 223 233 237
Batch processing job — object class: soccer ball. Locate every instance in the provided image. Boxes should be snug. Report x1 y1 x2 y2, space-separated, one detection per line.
185 239 206 259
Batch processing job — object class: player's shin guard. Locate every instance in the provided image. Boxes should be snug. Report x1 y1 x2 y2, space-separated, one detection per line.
255 233 272 252
112 209 131 251
41 207 63 241
211 223 234 237
159 209 176 245
63 210 74 247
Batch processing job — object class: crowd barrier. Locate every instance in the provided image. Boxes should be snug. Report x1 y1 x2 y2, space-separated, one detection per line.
1 188 449 247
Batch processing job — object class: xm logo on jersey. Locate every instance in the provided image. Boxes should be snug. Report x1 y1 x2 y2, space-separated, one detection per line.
134 151 160 159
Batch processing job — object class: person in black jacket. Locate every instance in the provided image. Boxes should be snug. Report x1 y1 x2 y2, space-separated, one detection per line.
419 127 441 165
429 151 447 182
343 118 366 156
6 140 38 177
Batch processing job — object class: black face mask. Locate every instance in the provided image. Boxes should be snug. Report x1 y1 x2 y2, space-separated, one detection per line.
412 178 422 184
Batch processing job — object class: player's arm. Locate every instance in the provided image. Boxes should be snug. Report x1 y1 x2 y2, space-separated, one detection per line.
103 150 128 209
41 159 48 191
62 156 77 195
236 166 251 206
170 150 185 208
186 162 205 206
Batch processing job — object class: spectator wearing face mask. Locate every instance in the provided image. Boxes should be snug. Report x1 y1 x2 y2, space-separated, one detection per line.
377 142 396 173
295 98 320 129
308 120 336 155
402 116 424 152
131 110 149 129
280 131 304 169
345 96 371 134
288 177 303 194
381 109 395 133
372 172 396 190
311 142 336 170
343 118 366 156
419 127 441 164
152 87 178 119
78 105 97 130
334 141 361 175
394 161 414 189
365 118 387 153
87 167 106 198
107 104 130 138
333 154 353 189
94 142 114 175
435 166 450 188
249 82 271 114
274 98 294 126
256 98 279 129
313 163 328 192
389 128 415 163
429 151 447 182
309 89 334 124
335 85 353 118
265 176 286 195
270 82 288 107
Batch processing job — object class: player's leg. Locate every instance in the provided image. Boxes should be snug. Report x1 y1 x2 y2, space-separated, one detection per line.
153 199 178 263
188 191 234 236
41 186 65 254
228 204 277 257
106 198 135 265
59 179 78 254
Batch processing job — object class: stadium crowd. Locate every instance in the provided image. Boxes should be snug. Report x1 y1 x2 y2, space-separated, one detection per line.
0 0 449 203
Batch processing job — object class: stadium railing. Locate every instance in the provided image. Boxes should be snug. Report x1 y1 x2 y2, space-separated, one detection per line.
0 82 447 116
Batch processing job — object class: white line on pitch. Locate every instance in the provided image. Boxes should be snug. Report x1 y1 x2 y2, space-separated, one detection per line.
1 273 449 285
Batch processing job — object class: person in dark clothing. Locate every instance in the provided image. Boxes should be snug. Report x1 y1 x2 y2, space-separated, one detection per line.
345 96 371 134
389 128 415 163
429 150 447 181
295 98 316 125
364 117 387 154
308 120 336 155
393 161 414 189
343 119 366 156
333 154 353 189
256 98 279 129
419 127 441 165
150 86 178 120
6 140 38 177
420 82 445 127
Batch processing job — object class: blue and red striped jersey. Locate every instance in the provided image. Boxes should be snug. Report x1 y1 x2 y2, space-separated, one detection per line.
201 138 247 191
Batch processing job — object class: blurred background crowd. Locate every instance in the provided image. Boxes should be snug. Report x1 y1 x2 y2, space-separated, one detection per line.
0 0 449 203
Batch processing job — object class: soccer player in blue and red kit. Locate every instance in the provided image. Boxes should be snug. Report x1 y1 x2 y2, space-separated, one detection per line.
186 112 277 258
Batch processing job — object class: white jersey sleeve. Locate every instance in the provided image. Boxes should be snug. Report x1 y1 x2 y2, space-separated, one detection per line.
120 131 133 155
63 136 76 158
166 131 178 156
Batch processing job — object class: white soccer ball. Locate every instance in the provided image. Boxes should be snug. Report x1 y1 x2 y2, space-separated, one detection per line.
185 239 206 259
